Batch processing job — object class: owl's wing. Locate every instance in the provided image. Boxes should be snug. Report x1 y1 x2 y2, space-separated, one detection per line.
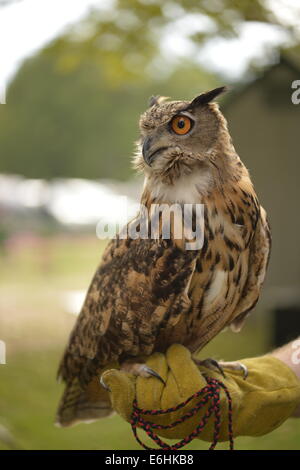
56 235 199 427
230 205 271 332
58 236 198 385
57 239 114 383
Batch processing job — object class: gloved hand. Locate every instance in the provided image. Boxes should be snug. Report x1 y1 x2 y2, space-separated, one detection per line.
101 344 300 442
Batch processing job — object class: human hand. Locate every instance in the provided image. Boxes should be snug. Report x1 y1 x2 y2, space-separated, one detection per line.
101 344 300 443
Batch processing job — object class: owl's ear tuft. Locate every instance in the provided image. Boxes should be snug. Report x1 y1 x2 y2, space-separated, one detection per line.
189 86 228 108
148 95 169 107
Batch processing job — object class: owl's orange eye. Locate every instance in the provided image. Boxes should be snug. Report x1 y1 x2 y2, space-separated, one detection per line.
171 115 192 135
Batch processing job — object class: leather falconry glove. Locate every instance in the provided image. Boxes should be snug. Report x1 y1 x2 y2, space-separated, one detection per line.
101 344 300 442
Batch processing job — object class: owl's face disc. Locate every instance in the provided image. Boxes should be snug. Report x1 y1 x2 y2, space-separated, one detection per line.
135 88 227 180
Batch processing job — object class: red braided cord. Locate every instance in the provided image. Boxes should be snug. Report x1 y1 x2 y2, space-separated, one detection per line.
130 376 234 450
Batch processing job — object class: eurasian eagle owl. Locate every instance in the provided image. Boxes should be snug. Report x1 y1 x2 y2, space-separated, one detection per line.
56 87 271 427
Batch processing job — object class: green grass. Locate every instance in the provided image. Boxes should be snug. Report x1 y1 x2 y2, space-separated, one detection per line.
0 235 299 450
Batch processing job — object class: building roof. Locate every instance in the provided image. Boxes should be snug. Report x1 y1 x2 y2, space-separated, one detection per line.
223 47 300 110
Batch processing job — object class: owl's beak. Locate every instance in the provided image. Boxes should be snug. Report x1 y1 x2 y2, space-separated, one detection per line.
142 137 168 166
142 136 153 166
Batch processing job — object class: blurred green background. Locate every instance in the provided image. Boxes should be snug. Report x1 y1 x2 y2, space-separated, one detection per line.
0 0 299 450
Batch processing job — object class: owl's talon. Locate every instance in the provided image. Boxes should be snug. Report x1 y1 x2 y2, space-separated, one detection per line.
209 359 226 378
239 363 248 380
120 361 165 384
141 365 166 384
195 358 226 378
99 375 111 392
194 357 248 380
218 361 248 380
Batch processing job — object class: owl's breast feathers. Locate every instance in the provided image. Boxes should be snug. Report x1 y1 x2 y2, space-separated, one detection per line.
58 175 271 390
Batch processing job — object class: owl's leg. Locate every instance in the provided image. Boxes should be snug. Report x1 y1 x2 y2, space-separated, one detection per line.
194 358 248 380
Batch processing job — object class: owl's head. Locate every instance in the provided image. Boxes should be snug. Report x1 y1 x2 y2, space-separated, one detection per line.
134 87 232 185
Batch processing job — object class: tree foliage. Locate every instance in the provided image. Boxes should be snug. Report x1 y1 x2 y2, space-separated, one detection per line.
0 0 297 180
44 0 294 84
0 53 217 179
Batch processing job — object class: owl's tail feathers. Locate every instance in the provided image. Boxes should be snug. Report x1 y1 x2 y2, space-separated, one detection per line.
55 376 113 427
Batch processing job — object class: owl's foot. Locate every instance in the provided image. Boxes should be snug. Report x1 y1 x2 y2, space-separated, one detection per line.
99 362 165 391
218 360 248 379
121 361 166 384
194 358 248 380
194 358 226 378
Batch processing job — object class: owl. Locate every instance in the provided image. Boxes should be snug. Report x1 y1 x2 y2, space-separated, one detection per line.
56 87 271 427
